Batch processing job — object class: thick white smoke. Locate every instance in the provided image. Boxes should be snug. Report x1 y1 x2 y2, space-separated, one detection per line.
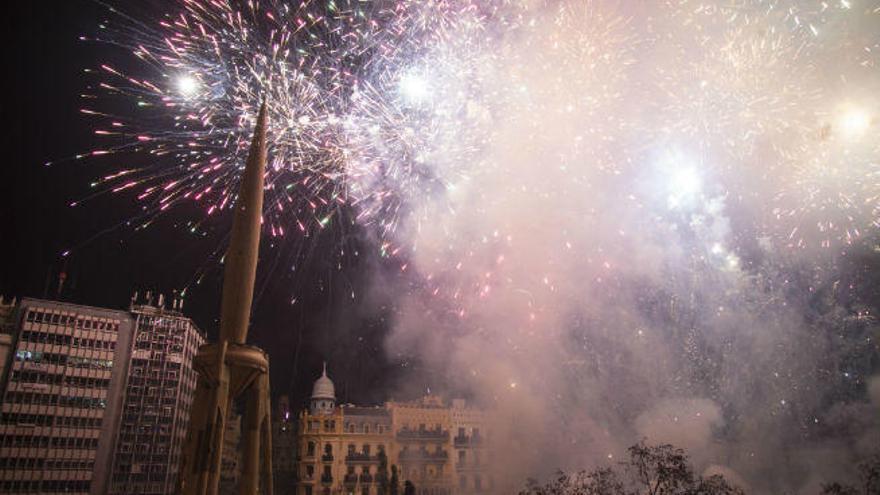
370 1 880 493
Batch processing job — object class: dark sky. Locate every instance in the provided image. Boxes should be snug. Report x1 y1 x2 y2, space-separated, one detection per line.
0 1 401 411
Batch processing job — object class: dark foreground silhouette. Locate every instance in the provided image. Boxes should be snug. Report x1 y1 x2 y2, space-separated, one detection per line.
519 442 880 495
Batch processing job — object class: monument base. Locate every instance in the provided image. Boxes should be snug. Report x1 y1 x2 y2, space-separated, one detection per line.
178 342 273 495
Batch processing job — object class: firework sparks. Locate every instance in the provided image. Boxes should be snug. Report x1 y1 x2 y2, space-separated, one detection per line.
67 0 880 281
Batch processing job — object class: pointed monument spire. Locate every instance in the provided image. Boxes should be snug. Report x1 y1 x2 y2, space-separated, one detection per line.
219 101 268 344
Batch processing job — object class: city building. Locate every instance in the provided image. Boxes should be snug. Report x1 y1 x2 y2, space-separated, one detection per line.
0 297 135 495
295 366 493 495
274 394 298 495
108 293 205 495
0 296 17 389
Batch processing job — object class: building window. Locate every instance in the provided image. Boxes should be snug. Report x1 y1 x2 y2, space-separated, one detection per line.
307 442 316 457
475 475 482 491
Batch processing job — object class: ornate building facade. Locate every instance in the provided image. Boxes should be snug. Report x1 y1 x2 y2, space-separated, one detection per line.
294 367 493 495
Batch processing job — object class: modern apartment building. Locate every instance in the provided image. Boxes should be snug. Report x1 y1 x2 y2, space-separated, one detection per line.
108 294 205 495
0 298 134 495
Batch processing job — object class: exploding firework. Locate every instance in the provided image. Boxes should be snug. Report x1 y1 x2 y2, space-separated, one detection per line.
70 0 880 269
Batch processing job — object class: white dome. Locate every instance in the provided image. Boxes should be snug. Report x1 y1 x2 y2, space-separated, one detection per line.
311 363 335 400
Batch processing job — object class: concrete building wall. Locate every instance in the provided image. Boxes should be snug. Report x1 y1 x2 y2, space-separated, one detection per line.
109 299 205 495
0 298 134 495
0 297 20 396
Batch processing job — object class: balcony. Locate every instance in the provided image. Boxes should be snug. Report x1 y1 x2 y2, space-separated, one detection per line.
345 452 377 463
398 449 449 462
321 454 334 462
453 435 483 447
396 427 449 441
321 474 333 484
360 474 374 484
456 460 483 471
344 474 358 484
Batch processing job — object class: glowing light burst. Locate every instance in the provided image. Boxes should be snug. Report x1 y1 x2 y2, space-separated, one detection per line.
774 100 879 249
397 71 431 105
836 104 873 140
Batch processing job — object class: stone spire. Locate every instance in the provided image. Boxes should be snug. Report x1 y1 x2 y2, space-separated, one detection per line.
219 101 268 344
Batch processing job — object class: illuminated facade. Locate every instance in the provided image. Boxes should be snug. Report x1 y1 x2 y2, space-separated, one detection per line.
0 298 134 495
109 294 205 495
295 367 493 495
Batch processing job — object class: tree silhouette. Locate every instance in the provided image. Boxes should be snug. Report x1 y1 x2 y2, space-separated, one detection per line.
390 464 401 495
519 441 744 495
377 449 390 495
821 452 880 495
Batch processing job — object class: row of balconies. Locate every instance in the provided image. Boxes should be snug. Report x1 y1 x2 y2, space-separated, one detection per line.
399 449 448 461
343 473 383 484
344 452 379 463
453 435 483 447
396 427 449 441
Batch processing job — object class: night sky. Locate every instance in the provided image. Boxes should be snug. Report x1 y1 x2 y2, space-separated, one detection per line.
0 1 399 410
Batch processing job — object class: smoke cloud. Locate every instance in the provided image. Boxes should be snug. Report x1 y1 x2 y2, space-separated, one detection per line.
365 1 880 493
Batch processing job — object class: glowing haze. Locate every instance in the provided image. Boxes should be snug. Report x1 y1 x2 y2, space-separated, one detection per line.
76 0 880 493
